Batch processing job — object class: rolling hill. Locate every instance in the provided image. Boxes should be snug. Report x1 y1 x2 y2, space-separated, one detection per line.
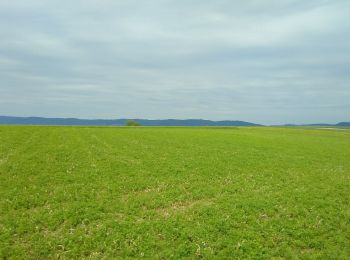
0 116 261 126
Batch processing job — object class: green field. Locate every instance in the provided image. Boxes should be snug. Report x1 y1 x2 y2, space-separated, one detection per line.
0 126 349 258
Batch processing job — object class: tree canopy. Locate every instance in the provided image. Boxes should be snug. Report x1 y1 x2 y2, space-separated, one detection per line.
126 119 141 126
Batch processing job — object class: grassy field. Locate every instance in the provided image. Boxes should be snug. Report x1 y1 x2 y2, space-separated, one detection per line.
0 126 349 259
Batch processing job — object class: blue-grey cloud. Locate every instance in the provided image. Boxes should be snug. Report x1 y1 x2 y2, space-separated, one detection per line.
0 0 349 124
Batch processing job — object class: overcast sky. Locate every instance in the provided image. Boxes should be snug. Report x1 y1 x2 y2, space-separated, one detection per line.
0 0 349 124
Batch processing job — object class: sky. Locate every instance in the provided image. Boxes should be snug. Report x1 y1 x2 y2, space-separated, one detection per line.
0 0 349 125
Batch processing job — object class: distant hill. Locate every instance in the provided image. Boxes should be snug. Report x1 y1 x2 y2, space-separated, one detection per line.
304 123 334 126
134 119 261 126
0 116 261 126
337 122 350 126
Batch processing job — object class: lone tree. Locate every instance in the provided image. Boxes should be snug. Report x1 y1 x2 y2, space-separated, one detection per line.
126 119 141 126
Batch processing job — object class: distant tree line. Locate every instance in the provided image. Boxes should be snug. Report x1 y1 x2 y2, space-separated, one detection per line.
126 119 141 126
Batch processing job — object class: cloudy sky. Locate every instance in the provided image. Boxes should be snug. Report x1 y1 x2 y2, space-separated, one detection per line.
0 0 349 124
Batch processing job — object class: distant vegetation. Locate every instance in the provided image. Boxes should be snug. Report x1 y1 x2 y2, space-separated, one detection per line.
126 119 141 126
0 116 260 126
1 116 349 127
0 126 349 258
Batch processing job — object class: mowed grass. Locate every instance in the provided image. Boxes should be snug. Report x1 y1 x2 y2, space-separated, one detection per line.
0 126 349 259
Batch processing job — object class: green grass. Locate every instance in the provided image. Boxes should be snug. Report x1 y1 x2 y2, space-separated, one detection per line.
0 126 349 259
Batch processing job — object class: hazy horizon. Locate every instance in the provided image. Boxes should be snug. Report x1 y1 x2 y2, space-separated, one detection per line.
1 1 349 125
